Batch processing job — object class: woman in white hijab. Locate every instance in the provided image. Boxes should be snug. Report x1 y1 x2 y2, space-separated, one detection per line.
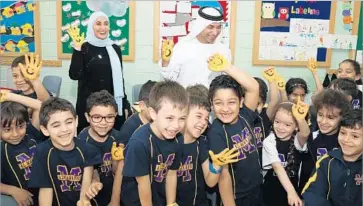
69 11 130 133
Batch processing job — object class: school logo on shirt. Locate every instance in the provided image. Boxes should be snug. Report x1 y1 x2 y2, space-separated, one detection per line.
154 154 175 183
231 127 256 160
15 145 36 180
177 156 193 182
355 174 362 185
254 127 263 148
352 99 360 109
57 166 82 192
100 152 112 177
317 148 328 160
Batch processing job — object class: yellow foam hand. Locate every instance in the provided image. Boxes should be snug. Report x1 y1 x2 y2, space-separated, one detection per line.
0 89 10 103
292 96 309 120
207 53 229 72
209 147 239 166
161 39 174 62
67 26 84 49
18 53 42 80
111 142 124 161
262 67 277 82
307 58 317 74
275 75 286 91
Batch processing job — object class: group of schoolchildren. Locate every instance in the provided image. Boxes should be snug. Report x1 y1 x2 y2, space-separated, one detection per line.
1 53 362 206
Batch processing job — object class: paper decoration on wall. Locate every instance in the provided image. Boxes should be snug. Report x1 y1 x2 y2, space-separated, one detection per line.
322 34 357 50
0 0 40 56
57 0 135 61
253 1 337 67
341 1 353 32
153 1 236 61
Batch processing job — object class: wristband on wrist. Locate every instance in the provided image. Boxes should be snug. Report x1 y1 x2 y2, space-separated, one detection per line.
209 161 222 174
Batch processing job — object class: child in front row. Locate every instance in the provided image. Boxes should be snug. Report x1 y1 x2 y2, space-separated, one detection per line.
28 98 103 206
0 91 42 206
176 84 238 206
262 99 310 206
299 89 351 192
302 109 362 206
121 81 187 206
78 90 127 206
206 54 262 205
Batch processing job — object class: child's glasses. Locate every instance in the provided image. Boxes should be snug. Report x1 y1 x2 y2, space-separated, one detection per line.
89 114 116 123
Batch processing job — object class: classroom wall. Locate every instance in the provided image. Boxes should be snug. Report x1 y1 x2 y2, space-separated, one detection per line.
0 1 351 105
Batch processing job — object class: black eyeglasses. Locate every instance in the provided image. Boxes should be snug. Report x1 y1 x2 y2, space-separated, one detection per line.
89 114 116 123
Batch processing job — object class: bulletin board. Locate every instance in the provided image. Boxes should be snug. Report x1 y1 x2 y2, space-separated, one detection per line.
56 0 135 61
153 1 237 62
252 1 337 67
0 0 41 57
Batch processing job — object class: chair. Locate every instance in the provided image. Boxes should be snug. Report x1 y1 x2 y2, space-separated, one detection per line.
132 84 143 104
42 75 62 97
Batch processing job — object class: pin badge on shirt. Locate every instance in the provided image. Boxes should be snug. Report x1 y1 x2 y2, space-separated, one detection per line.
98 54 102 59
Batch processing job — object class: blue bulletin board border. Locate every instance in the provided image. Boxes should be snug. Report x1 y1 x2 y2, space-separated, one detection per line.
252 1 337 67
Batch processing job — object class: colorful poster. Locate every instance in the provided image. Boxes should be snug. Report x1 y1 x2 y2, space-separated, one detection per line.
336 1 355 34
0 0 39 55
322 34 357 50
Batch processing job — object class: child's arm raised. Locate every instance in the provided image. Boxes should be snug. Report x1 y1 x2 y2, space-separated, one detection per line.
208 54 259 111
19 53 50 102
262 67 281 119
1 90 41 130
136 175 152 206
292 97 310 147
307 58 324 95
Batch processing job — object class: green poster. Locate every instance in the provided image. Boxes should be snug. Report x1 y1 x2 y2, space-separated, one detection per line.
356 4 362 50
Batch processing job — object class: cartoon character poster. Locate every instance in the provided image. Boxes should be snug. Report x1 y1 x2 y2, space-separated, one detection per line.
57 0 135 60
154 1 236 61
0 0 39 56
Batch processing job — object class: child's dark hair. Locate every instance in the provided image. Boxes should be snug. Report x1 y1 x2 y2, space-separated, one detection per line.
313 89 351 117
86 90 118 113
149 80 189 112
1 102 29 128
339 59 361 75
254 77 268 104
138 80 157 105
186 84 211 112
209 75 245 101
340 108 362 130
328 78 359 98
272 102 301 177
11 55 30 68
39 98 76 127
285 78 309 96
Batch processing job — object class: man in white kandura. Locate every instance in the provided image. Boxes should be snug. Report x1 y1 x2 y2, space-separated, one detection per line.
160 6 232 88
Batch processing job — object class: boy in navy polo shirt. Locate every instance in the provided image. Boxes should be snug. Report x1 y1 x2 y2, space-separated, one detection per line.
29 98 103 206
121 81 187 206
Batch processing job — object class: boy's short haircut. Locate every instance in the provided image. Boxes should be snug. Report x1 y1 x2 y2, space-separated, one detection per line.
148 80 189 112
11 55 30 68
209 75 245 101
313 89 351 116
0 102 29 127
328 78 359 98
39 97 76 127
138 80 157 105
340 59 361 75
186 84 209 96
86 90 118 113
254 77 268 104
186 84 211 112
285 78 309 95
340 108 362 129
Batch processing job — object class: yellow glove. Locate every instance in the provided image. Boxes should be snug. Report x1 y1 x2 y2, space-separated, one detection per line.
292 96 309 120
111 142 124 161
209 147 239 166
262 67 277 82
18 53 42 80
0 89 10 103
67 26 85 49
207 53 229 72
275 75 286 91
307 58 317 74
161 39 174 62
